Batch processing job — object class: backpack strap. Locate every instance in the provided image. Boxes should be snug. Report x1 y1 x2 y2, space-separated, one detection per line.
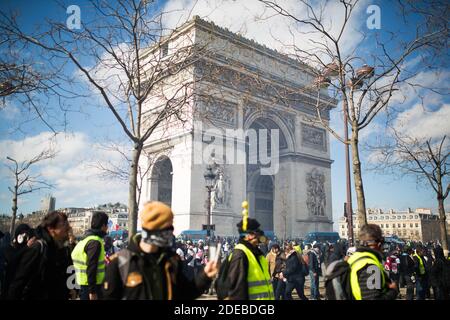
117 249 132 285
34 239 48 283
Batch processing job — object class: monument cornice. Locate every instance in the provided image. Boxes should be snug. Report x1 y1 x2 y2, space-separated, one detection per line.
281 152 333 168
191 17 317 76
296 218 334 224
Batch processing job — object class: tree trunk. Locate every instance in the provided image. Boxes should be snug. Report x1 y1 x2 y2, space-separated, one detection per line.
9 185 18 235
437 196 449 255
128 142 142 237
350 128 367 228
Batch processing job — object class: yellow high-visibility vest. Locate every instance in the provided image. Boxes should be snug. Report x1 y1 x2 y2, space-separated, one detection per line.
234 243 274 300
413 253 426 275
293 245 302 254
71 235 105 286
347 251 386 300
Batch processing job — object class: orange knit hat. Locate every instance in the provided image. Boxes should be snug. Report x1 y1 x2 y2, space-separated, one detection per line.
140 201 174 230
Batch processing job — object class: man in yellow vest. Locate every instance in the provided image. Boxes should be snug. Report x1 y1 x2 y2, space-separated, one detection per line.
413 246 428 300
347 224 398 300
224 218 274 300
71 211 109 300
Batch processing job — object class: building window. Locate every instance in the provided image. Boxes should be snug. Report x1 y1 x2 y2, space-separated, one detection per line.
415 223 419 227
402 215 406 219
415 215 419 219
381 224 384 228
398 223 401 228
403 224 406 228
392 216 396 220
386 224 389 228
397 216 401 220
369 216 373 220
379 216 383 220
409 215 413 219
410 223 413 228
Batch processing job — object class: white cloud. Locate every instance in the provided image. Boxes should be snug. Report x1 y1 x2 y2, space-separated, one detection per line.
388 69 450 108
0 100 20 121
394 103 450 141
0 132 129 209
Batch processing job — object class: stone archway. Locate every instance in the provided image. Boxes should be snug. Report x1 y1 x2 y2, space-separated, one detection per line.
247 171 274 232
149 156 173 206
245 117 289 233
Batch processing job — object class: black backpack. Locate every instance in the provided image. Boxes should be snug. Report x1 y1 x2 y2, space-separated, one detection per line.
324 259 353 300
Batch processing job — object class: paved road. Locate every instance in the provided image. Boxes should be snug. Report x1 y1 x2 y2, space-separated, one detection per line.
198 278 412 300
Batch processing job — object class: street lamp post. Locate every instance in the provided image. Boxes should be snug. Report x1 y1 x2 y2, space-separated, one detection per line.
203 164 216 237
343 98 354 246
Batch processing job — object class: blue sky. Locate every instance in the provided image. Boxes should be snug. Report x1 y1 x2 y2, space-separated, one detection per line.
0 0 448 230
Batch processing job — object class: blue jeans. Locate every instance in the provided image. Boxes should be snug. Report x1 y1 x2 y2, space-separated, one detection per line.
416 277 428 300
309 271 320 299
275 279 287 300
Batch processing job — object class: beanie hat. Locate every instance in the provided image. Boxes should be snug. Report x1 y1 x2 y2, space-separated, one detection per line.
140 201 174 231
14 223 32 240
237 218 262 234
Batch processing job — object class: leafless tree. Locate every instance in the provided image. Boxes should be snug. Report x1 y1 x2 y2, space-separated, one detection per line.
0 21 84 134
370 129 449 252
6 149 56 234
258 0 448 227
0 1 217 235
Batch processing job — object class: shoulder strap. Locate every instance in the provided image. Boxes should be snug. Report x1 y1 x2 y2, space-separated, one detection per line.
35 239 48 282
117 249 132 285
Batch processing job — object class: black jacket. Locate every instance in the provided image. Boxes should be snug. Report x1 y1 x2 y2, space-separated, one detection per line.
284 252 306 281
225 239 264 300
0 244 28 299
82 229 106 293
102 234 211 300
308 250 320 273
430 248 450 288
399 253 415 275
6 226 70 300
353 247 398 300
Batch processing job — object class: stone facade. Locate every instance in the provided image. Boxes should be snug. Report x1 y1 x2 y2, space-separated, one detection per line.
139 17 335 238
339 208 446 242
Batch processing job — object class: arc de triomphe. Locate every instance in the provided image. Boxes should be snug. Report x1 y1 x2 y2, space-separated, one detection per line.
138 17 336 238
